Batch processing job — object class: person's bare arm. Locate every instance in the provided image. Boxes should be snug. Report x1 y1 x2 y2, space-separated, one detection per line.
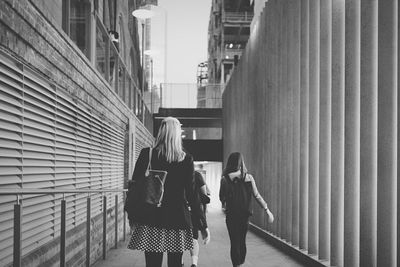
248 174 274 223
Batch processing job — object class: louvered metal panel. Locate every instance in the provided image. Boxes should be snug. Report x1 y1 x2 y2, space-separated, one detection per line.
0 54 24 267
0 51 127 264
134 117 154 162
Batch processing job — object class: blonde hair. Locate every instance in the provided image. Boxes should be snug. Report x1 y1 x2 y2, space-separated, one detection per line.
154 117 186 163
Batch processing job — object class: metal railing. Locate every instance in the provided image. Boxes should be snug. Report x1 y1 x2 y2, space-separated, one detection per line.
150 83 224 109
222 11 253 23
0 189 128 267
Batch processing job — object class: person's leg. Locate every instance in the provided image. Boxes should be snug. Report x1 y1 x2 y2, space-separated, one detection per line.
190 239 199 266
189 228 199 266
145 251 163 267
238 217 250 264
167 252 183 267
226 216 241 266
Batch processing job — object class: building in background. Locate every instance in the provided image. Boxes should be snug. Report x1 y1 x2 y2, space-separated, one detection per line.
0 0 154 266
196 61 208 108
207 0 253 85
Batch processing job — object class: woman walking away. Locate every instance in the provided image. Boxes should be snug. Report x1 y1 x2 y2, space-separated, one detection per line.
127 117 210 267
219 152 274 267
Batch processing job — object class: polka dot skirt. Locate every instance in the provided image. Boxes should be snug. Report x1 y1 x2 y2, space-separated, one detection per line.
127 223 194 252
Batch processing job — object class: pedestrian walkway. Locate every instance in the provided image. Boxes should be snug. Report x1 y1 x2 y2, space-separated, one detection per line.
93 207 305 267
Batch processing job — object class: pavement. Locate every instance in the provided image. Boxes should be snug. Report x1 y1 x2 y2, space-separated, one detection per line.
93 207 306 267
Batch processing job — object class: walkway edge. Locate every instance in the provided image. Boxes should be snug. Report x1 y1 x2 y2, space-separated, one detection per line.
249 223 329 267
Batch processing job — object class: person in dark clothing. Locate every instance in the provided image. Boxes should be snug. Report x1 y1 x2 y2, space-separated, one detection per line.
219 152 274 267
127 117 210 267
184 170 210 267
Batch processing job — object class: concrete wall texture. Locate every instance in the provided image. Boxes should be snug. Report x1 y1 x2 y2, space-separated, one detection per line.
223 1 398 267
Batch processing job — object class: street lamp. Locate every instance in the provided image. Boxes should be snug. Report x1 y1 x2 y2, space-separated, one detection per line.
132 6 154 94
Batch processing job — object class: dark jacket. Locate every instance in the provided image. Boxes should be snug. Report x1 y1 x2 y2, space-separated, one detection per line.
191 171 208 230
129 147 204 230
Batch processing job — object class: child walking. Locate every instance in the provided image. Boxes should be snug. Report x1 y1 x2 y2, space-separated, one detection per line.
184 170 210 267
219 152 274 267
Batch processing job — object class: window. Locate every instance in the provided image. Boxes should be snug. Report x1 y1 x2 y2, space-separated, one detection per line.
63 0 91 59
95 19 107 79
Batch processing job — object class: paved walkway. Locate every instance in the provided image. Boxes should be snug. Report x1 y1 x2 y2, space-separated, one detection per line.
93 207 305 267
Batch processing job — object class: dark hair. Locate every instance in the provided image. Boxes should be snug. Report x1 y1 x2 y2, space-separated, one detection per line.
222 152 248 178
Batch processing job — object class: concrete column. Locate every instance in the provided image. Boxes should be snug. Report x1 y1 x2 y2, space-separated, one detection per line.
360 1 378 266
330 0 345 266
299 0 309 250
290 0 301 247
277 0 283 237
308 0 320 255
274 0 281 236
264 0 273 233
344 1 361 266
259 4 266 230
398 1 400 259
259 1 268 231
285 0 294 244
318 0 331 261
279 0 288 240
377 1 397 266
270 0 279 235
267 1 276 234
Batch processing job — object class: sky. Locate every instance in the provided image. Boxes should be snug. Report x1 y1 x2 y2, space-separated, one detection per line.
150 0 212 85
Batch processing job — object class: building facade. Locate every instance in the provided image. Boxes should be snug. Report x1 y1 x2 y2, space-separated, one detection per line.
207 0 253 85
0 0 154 266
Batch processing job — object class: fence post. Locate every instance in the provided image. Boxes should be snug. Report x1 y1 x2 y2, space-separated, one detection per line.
86 197 91 267
115 195 118 248
123 193 126 241
103 195 107 260
13 196 21 267
60 197 66 267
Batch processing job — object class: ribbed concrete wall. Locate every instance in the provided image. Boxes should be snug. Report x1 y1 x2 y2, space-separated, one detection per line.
222 1 398 266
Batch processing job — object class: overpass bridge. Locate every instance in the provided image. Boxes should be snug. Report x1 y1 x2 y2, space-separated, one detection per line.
153 108 223 162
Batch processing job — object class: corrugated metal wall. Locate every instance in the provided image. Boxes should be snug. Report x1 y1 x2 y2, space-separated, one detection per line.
223 0 398 266
0 51 130 264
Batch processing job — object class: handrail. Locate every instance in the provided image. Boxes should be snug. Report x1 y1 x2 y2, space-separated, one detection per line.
6 187 128 267
0 188 127 195
222 11 253 23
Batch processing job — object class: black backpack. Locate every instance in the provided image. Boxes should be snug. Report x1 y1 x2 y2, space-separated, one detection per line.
222 174 253 216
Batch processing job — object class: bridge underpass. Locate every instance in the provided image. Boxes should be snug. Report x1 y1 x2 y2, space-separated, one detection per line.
153 107 223 209
153 108 223 162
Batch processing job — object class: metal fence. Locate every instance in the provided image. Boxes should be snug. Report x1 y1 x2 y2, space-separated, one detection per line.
148 83 223 110
0 189 127 267
222 11 253 23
